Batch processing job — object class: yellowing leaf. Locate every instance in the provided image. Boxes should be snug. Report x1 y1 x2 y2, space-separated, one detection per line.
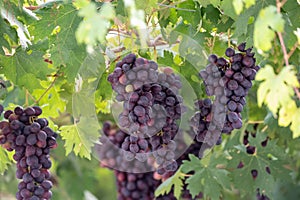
254 6 285 52
233 0 243 15
244 0 255 8
232 0 256 15
256 65 298 114
76 3 115 47
278 100 297 127
291 108 300 138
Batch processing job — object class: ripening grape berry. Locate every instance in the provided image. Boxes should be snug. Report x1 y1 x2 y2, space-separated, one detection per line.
30 122 41 133
216 58 227 67
208 54 218 63
4 110 13 119
242 56 255 67
227 80 239 90
14 106 24 115
24 107 35 116
225 47 235 57
238 42 246 52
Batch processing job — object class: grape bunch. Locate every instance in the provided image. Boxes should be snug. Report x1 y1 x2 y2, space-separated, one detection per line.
199 42 260 133
107 54 159 102
190 98 222 146
107 54 184 175
98 121 203 200
117 70 183 136
115 171 160 200
0 105 57 200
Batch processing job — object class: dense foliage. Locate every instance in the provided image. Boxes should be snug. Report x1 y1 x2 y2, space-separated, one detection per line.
0 0 299 199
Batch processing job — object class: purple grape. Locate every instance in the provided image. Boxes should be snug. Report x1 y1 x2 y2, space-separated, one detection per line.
4 110 13 119
225 47 235 57
227 80 239 90
208 54 218 63
26 134 37 145
238 42 246 52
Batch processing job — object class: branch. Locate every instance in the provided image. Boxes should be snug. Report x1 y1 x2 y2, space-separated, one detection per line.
276 0 300 101
24 6 40 11
287 42 299 60
294 87 300 101
277 32 289 66
34 73 60 105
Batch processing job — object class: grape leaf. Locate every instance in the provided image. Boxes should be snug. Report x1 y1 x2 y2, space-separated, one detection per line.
220 0 237 20
290 108 300 138
232 0 243 15
254 5 285 52
0 48 52 91
76 2 115 47
31 80 67 118
232 1 261 39
181 154 231 200
157 50 202 100
59 116 100 159
0 17 17 55
155 168 185 199
0 148 14 175
232 0 255 15
227 133 290 198
136 0 157 14
256 65 299 115
29 3 87 82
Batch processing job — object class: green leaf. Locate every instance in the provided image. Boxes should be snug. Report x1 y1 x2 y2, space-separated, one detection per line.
233 1 261 39
256 65 299 114
244 0 255 8
76 2 115 47
220 0 237 20
197 0 211 7
227 133 290 198
29 3 87 82
254 5 285 52
0 17 18 55
181 154 230 200
59 116 100 159
155 168 184 199
0 48 52 91
136 0 157 14
0 148 14 175
32 80 67 118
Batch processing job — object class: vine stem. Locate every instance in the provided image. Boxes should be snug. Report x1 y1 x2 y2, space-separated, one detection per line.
34 74 59 105
276 0 300 101
287 42 299 60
